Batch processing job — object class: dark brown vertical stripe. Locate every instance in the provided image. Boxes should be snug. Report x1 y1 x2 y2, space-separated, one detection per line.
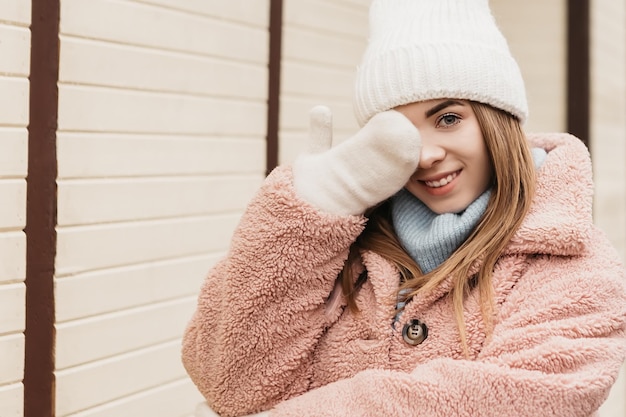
567 0 590 147
25 0 60 416
266 0 283 175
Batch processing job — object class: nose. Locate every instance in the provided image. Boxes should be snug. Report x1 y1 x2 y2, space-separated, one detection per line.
419 138 446 169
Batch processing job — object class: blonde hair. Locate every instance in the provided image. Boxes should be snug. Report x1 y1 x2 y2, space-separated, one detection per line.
340 101 536 354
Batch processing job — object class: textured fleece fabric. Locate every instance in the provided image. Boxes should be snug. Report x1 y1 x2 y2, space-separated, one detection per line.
182 133 626 417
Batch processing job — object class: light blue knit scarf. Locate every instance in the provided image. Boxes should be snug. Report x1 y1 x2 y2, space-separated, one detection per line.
391 188 490 274
391 148 547 274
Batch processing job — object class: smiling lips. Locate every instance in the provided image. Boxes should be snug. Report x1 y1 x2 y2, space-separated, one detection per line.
423 170 460 188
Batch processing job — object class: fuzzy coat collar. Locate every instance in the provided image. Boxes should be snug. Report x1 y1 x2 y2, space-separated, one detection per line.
504 133 593 256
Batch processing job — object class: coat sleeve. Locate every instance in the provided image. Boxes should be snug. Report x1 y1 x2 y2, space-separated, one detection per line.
181 166 366 417
269 237 626 417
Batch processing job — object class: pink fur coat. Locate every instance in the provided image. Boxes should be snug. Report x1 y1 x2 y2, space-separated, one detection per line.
182 133 626 417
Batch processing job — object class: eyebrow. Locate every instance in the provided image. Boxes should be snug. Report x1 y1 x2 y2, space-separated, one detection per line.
425 100 465 118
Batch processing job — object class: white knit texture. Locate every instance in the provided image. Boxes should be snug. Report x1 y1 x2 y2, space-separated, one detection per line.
293 108 421 216
354 0 528 126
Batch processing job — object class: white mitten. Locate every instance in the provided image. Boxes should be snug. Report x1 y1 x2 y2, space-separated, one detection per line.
293 106 422 215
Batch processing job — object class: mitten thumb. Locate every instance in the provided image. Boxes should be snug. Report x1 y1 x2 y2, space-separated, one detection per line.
307 105 333 154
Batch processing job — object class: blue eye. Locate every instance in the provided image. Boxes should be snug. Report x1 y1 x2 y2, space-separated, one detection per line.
437 113 461 128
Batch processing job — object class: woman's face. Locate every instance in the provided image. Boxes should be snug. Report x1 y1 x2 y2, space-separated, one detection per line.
395 99 492 214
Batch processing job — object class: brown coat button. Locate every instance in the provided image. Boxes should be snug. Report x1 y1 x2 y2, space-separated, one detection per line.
402 319 428 346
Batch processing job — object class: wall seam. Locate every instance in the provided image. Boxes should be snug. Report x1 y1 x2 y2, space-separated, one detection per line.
567 0 590 147
24 0 61 415
266 0 283 175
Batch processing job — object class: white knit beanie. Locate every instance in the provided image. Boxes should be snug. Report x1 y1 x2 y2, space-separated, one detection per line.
353 0 528 126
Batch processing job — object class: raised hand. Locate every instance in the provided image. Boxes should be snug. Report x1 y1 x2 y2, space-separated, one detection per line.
293 106 422 215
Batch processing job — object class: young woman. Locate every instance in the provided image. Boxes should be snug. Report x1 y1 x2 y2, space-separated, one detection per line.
183 1 626 416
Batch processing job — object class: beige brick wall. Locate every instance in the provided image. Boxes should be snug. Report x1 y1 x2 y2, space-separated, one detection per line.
54 1 268 415
0 1 30 416
491 0 567 133
279 0 371 164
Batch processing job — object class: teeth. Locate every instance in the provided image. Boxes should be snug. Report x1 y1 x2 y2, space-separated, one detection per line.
425 172 457 188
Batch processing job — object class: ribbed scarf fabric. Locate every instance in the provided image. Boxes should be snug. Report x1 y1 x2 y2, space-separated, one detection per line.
391 148 547 274
392 189 490 274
